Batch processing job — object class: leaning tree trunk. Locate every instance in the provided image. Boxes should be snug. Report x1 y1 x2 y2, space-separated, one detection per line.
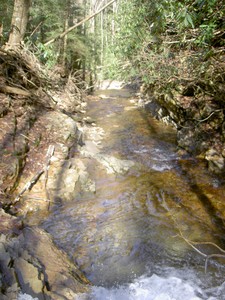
7 0 31 47
58 4 70 70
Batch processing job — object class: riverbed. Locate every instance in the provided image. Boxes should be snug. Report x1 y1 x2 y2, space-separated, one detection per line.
40 87 225 299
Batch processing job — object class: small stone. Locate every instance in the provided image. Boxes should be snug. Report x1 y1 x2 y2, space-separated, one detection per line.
84 117 95 124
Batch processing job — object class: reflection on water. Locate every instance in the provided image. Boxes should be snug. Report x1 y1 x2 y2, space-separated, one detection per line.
41 89 225 298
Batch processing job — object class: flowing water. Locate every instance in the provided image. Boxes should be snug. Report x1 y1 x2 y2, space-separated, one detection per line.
41 87 225 299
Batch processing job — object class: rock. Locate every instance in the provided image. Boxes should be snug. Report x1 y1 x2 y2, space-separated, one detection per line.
84 116 95 124
14 258 45 299
79 171 96 193
45 111 78 144
52 91 85 114
81 140 100 155
60 168 80 199
96 154 135 174
19 227 90 298
0 237 18 297
81 148 135 175
0 209 23 234
0 225 90 300
205 149 224 173
222 148 225 158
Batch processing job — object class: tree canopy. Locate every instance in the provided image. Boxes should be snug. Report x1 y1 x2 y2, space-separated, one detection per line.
1 0 224 83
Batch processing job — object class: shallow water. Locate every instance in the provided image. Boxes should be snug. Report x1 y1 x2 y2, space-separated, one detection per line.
41 88 225 299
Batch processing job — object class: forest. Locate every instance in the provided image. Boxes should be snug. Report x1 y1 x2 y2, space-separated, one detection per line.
1 1 224 80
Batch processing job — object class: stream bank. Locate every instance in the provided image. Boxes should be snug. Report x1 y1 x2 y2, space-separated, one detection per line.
138 51 225 174
0 48 93 299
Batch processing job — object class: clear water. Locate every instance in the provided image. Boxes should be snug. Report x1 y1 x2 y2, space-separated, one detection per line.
39 89 225 299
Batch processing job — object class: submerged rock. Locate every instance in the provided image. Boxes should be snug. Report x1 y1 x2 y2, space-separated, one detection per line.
95 154 135 174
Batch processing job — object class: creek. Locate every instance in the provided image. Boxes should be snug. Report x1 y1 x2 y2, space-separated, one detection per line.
41 87 225 299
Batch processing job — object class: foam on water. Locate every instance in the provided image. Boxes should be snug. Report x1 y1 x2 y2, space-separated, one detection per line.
17 293 38 300
16 274 225 300
87 273 214 300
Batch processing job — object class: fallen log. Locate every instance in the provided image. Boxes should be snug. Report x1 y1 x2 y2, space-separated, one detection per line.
0 85 30 96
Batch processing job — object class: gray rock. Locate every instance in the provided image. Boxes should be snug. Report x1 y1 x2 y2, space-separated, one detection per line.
14 257 45 299
45 111 78 144
95 154 135 174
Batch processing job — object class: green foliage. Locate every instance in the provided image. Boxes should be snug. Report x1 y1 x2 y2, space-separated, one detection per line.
33 42 58 68
25 0 92 72
29 0 67 43
3 0 224 86
0 0 14 44
102 0 224 86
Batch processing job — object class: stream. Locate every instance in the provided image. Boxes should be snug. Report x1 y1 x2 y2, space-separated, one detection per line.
41 87 225 299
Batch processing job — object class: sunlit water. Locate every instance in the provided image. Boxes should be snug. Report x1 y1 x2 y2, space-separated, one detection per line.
39 88 225 299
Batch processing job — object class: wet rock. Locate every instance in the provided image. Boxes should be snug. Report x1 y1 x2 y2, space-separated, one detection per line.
81 147 134 174
14 257 44 299
0 225 90 300
205 149 224 173
79 124 134 174
84 116 95 124
95 154 135 174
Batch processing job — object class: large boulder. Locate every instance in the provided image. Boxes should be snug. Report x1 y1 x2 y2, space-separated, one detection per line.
0 210 90 299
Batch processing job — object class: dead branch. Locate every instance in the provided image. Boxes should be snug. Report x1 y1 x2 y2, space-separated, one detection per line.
44 145 55 210
175 230 207 258
14 145 55 204
0 85 30 96
176 228 225 273
192 241 225 254
14 170 44 203
26 196 54 203
0 45 48 88
173 227 225 273
160 191 225 272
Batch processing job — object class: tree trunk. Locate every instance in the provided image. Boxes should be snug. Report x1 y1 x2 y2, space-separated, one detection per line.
7 0 31 47
58 1 70 70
